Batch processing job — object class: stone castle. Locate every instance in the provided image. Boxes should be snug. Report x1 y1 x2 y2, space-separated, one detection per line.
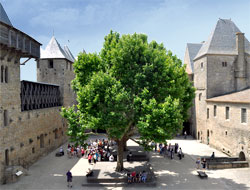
0 3 75 183
185 19 250 161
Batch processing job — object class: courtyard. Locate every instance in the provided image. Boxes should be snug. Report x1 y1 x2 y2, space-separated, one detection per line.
1 135 250 190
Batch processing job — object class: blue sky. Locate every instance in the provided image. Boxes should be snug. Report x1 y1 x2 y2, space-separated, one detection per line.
1 0 250 81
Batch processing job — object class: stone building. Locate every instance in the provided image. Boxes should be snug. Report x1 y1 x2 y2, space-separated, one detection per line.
0 3 75 183
185 19 250 160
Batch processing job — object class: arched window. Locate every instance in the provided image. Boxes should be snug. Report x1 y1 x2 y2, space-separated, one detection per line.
199 93 202 101
5 66 8 83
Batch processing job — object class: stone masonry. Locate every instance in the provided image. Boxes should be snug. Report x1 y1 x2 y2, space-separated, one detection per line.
185 19 250 161
0 3 75 184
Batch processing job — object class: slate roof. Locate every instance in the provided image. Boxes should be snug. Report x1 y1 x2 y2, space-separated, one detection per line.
194 19 250 60
206 89 250 104
185 43 202 74
0 3 12 26
40 36 75 63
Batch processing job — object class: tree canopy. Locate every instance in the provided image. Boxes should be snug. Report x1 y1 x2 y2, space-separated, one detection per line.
61 31 195 171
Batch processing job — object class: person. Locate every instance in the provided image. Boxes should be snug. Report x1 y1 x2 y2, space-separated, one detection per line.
178 147 182 160
59 147 64 156
139 172 142 183
196 158 201 169
109 154 114 162
174 143 179 154
170 148 174 159
202 158 207 169
211 152 215 159
127 173 132 184
66 170 73 188
141 171 147 183
128 151 132 162
184 131 187 139
131 171 136 182
88 154 92 164
86 168 93 177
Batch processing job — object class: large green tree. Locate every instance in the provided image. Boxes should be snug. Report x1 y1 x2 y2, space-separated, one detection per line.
61 31 195 171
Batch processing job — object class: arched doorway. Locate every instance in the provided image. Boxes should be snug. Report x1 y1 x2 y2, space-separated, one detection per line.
197 132 200 140
5 149 9 166
239 151 246 161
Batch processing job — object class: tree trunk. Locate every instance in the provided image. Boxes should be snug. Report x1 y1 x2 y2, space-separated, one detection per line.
116 139 125 172
123 141 127 151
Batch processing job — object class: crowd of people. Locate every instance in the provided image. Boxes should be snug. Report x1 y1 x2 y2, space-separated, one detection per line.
127 170 148 184
153 142 184 160
66 139 116 164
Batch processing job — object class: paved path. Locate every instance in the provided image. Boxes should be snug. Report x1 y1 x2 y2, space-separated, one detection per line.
1 136 250 190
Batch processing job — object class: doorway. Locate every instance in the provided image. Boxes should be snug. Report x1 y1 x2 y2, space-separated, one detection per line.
239 151 246 161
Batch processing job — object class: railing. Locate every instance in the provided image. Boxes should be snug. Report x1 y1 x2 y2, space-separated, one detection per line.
21 80 61 111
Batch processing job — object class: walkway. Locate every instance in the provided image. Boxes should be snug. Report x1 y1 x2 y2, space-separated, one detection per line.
1 136 250 190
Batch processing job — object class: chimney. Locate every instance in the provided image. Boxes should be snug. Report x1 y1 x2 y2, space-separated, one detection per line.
235 32 247 91
236 32 245 63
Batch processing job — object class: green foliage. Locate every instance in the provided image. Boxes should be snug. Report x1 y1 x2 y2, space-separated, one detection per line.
61 31 195 146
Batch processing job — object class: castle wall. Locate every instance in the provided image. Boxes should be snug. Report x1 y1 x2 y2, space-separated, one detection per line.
0 54 70 184
206 102 250 160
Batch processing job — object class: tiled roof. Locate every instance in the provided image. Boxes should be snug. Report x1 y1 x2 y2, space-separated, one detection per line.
40 36 75 63
194 19 250 60
206 89 250 104
184 43 202 74
0 3 12 26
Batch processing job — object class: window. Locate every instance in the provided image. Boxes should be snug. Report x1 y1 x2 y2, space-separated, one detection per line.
207 108 209 119
241 108 247 123
1 65 4 83
199 93 202 101
3 110 8 126
5 66 8 83
226 107 230 120
214 105 217 117
37 61 40 68
66 62 68 70
222 62 227 67
201 62 203 69
48 60 53 68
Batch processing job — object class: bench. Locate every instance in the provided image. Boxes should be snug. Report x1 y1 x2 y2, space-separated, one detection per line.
197 171 208 179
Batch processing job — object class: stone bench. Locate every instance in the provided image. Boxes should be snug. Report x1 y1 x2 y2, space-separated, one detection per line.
207 161 249 169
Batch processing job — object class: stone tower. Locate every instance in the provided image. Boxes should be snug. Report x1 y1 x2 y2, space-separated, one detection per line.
38 36 76 107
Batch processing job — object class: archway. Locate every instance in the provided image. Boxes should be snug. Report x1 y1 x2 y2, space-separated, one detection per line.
239 151 246 161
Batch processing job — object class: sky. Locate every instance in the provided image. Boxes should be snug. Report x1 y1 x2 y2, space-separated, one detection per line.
1 0 250 82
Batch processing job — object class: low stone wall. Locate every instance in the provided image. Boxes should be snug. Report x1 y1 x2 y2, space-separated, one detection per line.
207 161 249 169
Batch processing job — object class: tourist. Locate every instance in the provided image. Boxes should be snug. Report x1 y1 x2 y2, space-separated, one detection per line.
174 143 179 154
184 131 187 139
88 154 92 164
128 151 132 161
178 147 182 160
127 173 132 184
141 171 147 183
81 147 85 157
211 152 215 159
109 154 114 162
66 170 73 188
139 172 142 183
196 158 201 169
59 147 64 156
131 171 136 182
202 158 207 169
170 148 174 159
